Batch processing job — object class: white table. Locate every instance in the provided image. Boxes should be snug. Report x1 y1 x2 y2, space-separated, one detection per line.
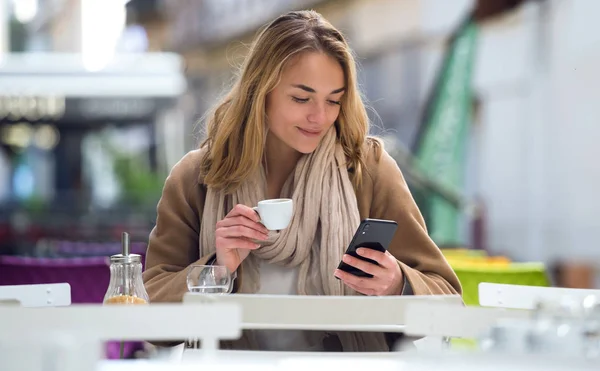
183 293 462 332
98 351 598 371
182 348 399 364
99 353 403 371
97 360 277 371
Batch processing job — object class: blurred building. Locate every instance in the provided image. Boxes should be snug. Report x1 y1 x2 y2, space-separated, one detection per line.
0 0 187 253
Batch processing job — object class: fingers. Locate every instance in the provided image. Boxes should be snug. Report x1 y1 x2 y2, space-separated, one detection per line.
216 224 269 242
217 215 268 235
341 280 374 296
226 204 261 223
340 254 384 276
217 204 269 242
334 269 378 291
216 204 270 252
335 248 405 296
216 236 262 251
355 248 396 269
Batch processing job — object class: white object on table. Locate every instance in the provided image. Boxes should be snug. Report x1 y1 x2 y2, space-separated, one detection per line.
0 282 71 307
479 282 600 310
403 301 529 338
183 293 462 332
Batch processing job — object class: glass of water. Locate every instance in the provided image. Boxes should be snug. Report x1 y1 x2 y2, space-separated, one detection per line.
186 265 232 294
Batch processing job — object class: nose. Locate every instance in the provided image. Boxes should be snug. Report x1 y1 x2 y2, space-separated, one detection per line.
307 102 327 125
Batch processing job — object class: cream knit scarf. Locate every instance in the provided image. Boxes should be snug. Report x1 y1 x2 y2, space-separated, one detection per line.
200 128 389 351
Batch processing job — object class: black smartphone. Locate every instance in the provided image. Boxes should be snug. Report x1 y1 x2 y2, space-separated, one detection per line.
336 218 398 278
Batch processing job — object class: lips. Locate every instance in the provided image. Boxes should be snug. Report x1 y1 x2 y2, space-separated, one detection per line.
297 127 323 136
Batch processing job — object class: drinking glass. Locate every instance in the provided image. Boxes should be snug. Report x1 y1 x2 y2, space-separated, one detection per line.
186 265 232 294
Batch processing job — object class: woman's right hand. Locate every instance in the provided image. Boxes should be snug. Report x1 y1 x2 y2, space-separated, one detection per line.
215 204 269 274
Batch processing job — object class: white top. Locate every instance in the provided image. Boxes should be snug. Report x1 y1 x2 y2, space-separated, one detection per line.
253 261 325 351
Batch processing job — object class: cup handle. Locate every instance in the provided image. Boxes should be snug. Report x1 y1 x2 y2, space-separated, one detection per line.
252 206 261 223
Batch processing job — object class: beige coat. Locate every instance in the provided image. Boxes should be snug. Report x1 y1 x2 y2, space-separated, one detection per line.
143 143 462 302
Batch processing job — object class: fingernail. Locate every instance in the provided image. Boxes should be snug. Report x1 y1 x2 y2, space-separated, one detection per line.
255 244 261 248
342 255 350 262
356 248 364 255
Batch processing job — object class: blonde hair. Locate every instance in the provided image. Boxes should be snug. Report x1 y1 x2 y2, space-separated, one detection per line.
200 10 380 193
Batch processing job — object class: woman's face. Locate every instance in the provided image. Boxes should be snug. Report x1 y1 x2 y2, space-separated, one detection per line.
266 51 345 154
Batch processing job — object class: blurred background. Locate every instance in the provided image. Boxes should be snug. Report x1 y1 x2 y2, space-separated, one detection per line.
0 0 599 300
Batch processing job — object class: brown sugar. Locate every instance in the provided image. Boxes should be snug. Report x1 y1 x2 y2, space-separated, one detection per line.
104 295 147 305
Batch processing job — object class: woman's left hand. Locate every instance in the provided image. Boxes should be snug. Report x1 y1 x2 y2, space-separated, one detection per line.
334 248 404 296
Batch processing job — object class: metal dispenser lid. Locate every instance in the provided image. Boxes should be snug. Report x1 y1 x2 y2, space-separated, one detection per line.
109 232 141 264
109 254 141 264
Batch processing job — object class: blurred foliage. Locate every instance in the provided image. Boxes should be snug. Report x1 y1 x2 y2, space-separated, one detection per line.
98 130 165 208
112 151 164 207
9 17 27 52
21 194 47 214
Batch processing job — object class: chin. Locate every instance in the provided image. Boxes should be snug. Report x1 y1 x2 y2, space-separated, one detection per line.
292 142 320 154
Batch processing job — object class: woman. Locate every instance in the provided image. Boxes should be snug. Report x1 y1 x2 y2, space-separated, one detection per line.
143 10 461 351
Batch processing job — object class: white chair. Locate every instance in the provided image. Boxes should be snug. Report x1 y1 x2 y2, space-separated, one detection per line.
0 303 242 371
478 283 600 310
401 283 600 348
0 303 241 349
0 283 71 307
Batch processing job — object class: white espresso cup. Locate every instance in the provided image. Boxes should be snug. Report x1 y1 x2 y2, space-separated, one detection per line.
252 198 293 231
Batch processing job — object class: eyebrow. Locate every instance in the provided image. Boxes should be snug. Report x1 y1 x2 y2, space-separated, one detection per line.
291 84 345 94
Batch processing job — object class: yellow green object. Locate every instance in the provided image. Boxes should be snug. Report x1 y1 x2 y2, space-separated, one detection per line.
443 256 550 350
452 262 550 306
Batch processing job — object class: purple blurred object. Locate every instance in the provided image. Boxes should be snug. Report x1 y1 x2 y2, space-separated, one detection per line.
0 255 145 359
0 255 110 302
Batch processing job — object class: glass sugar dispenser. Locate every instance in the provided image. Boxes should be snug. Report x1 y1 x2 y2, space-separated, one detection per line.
103 232 149 305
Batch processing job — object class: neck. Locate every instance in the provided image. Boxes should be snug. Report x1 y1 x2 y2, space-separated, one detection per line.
264 133 302 199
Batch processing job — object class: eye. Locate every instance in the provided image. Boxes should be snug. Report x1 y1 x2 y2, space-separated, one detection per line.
328 100 341 106
291 96 309 103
